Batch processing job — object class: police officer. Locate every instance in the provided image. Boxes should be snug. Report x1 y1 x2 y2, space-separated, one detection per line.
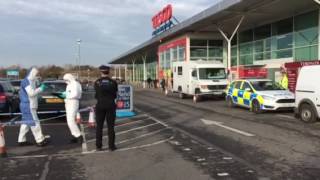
280 67 289 90
94 65 118 151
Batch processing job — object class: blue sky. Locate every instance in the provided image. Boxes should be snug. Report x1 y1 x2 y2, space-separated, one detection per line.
0 0 218 67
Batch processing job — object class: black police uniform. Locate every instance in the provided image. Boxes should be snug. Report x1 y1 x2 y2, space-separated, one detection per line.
94 76 118 150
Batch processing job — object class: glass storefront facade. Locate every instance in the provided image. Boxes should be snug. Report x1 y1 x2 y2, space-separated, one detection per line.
190 39 223 62
231 10 319 67
159 45 186 70
128 10 319 83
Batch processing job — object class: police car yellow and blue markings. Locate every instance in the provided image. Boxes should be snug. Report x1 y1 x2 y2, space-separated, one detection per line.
227 81 265 109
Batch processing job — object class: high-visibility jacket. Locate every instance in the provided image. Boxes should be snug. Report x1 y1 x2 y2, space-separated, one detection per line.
280 74 288 89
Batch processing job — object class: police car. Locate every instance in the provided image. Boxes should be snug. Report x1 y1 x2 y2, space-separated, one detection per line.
226 79 295 113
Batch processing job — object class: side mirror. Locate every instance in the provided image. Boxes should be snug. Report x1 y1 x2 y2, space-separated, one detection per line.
245 88 251 92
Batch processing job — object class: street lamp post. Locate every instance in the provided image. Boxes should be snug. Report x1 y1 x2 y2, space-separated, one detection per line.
87 69 90 81
77 39 81 80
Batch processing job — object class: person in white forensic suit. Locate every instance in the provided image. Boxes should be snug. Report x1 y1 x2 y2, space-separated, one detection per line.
18 67 51 147
60 73 83 144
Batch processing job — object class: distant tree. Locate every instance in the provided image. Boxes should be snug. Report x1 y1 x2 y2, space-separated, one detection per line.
39 65 64 79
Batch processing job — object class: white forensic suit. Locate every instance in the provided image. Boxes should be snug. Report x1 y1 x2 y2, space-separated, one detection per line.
63 74 82 139
18 67 49 145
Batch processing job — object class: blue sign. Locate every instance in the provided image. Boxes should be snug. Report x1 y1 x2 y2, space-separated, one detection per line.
152 21 174 36
116 85 133 112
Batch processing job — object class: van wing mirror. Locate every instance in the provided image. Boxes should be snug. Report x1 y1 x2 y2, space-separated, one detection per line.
245 88 252 92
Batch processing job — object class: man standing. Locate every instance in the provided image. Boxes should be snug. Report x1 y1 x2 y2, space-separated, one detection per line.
147 77 152 88
94 65 118 151
60 73 83 144
18 67 50 147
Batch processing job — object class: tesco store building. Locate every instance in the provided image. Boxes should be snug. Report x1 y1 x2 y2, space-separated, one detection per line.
110 0 320 91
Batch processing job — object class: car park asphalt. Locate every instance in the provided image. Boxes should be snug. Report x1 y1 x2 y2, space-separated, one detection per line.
134 88 320 180
1 88 320 180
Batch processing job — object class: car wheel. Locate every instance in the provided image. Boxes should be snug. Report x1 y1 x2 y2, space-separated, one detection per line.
193 89 201 103
179 91 185 99
252 100 262 114
193 95 199 103
299 103 317 123
226 96 234 108
165 89 169 96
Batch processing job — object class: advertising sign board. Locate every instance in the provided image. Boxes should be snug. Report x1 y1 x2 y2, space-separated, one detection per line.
116 85 133 112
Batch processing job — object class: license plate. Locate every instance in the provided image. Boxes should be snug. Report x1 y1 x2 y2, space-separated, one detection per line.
46 98 64 103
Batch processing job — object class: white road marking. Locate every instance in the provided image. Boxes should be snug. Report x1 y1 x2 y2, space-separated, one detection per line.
86 122 161 143
116 127 169 145
41 123 67 126
10 154 49 159
223 157 233 160
39 156 52 180
83 136 174 154
8 113 173 159
201 119 255 137
183 148 191 151
7 135 174 159
80 124 88 153
276 114 295 120
217 173 229 176
83 114 149 129
84 118 152 135
116 122 159 135
135 107 169 128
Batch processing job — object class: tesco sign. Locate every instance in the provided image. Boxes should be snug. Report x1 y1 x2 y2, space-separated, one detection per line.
152 4 173 29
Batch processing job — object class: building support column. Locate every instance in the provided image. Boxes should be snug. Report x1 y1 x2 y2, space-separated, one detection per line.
114 65 117 79
118 66 121 80
217 16 244 81
132 60 135 82
142 55 147 88
125 64 128 83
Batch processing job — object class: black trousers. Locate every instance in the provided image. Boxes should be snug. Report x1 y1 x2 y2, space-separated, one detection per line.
95 106 116 149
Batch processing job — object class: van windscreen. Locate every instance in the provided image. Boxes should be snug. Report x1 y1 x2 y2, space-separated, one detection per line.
198 68 226 80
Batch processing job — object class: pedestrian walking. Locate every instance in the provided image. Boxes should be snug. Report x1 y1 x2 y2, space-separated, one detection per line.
58 73 83 144
160 78 165 92
18 67 51 147
94 65 118 151
153 79 158 89
147 77 152 88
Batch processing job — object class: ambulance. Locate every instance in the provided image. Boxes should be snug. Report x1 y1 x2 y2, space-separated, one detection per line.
170 60 228 103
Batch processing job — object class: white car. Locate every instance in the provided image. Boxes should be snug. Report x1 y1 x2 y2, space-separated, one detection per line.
295 65 320 123
226 79 295 113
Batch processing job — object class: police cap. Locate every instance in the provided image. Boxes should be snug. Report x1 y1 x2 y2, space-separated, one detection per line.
99 65 110 72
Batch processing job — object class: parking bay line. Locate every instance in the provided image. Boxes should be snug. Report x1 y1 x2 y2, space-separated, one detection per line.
116 127 170 145
201 119 255 137
86 122 162 143
80 123 88 152
84 118 154 135
83 114 150 129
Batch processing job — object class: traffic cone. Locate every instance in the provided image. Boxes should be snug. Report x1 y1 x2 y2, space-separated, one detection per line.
0 125 7 158
87 108 96 128
76 112 82 124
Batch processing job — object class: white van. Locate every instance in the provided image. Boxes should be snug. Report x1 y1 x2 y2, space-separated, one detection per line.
295 65 320 123
171 60 228 103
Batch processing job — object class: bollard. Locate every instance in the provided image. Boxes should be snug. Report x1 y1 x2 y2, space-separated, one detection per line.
76 112 82 124
87 108 96 128
0 125 7 158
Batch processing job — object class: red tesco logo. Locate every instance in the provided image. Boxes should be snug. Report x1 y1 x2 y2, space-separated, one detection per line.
152 4 173 29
